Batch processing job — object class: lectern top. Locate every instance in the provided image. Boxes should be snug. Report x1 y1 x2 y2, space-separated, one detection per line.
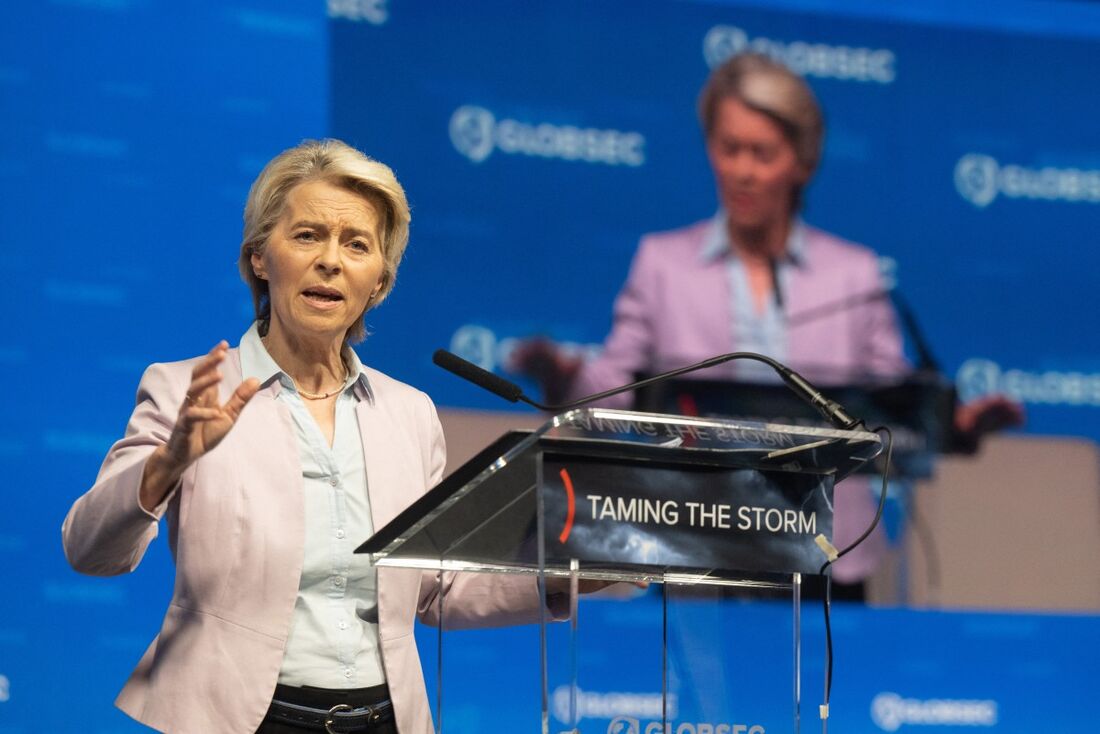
356 409 881 578
543 408 881 468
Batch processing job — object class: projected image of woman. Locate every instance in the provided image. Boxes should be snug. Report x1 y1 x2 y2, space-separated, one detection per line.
513 54 1021 598
62 139 557 734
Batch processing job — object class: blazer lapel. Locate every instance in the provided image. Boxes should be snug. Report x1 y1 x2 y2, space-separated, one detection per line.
355 399 406 535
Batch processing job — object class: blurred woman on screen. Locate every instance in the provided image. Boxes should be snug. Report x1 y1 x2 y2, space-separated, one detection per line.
512 54 1021 598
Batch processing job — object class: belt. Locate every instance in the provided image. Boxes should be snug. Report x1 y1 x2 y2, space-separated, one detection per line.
266 698 394 733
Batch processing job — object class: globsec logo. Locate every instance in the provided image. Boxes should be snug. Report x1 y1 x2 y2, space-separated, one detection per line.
953 154 999 208
703 25 750 68
608 717 639 734
703 25 895 84
604 719 763 734
550 687 763 734
449 106 496 164
871 692 997 731
957 358 1100 407
954 153 1100 208
449 325 510 372
551 685 672 724
955 359 1002 403
449 105 646 166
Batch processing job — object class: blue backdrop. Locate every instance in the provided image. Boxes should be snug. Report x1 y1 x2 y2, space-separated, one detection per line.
330 0 1100 441
2 1 1099 732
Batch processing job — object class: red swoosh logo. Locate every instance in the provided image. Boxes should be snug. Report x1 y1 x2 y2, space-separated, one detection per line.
558 468 575 544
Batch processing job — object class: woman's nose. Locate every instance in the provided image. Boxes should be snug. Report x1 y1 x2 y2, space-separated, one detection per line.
729 152 755 181
315 238 342 272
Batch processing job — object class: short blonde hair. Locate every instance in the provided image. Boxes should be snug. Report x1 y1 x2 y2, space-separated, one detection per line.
238 138 411 343
698 52 824 178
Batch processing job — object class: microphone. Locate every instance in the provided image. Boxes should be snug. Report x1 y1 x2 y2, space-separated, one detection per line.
890 291 942 374
785 286 944 376
785 287 891 330
432 349 863 430
768 257 784 310
432 349 523 404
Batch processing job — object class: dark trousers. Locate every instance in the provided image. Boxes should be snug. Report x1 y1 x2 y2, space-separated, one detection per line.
256 683 397 734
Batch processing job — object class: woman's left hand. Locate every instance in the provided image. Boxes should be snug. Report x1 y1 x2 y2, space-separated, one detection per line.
954 394 1025 437
951 393 1025 454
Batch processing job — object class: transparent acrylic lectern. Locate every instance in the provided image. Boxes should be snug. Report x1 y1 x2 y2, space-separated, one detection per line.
357 408 882 734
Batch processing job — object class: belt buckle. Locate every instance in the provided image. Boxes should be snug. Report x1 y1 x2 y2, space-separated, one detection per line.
325 703 352 734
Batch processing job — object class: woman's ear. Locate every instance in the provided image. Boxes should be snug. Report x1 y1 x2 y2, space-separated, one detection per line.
371 273 389 301
250 250 266 279
797 160 815 186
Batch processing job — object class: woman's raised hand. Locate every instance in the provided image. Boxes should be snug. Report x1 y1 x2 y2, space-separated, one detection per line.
140 342 260 511
164 341 260 467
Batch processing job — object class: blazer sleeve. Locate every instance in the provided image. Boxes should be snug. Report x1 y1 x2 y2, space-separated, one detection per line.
61 362 183 576
568 236 660 407
414 395 556 628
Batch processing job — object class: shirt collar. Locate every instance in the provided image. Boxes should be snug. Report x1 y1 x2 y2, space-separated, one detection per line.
699 210 808 267
238 322 375 403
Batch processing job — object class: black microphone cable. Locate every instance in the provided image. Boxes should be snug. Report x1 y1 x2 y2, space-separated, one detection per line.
433 348 862 430
816 423 894 731
769 256 784 311
905 486 942 604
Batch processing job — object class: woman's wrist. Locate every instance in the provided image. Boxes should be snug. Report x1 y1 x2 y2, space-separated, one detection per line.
139 446 186 512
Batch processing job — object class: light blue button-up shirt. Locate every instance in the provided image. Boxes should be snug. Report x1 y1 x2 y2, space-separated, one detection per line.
699 211 808 382
238 323 385 688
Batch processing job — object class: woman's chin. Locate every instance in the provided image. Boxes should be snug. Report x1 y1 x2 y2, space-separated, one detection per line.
274 312 354 343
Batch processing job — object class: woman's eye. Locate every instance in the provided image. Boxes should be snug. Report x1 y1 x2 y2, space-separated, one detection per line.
754 146 777 163
350 240 370 252
294 231 317 242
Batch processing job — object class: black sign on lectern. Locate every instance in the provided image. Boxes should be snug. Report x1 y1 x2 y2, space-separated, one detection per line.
357 408 882 581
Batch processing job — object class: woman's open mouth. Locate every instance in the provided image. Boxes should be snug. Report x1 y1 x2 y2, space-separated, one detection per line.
301 286 345 309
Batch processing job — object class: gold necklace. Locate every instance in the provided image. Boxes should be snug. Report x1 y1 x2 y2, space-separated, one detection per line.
296 364 350 401
259 334 349 400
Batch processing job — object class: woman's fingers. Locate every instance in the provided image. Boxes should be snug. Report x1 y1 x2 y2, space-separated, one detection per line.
181 341 234 409
182 406 222 422
180 378 259 423
165 341 246 468
196 341 228 367
184 370 222 405
171 342 261 463
223 378 261 420
189 341 230 381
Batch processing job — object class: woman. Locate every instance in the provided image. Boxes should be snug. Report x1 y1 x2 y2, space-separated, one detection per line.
63 139 551 733
518 53 902 402
514 54 1021 596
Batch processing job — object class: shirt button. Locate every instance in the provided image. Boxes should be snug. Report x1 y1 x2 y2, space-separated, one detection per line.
330 478 338 486
336 528 346 539
333 576 345 587
339 621 348 630
344 668 353 679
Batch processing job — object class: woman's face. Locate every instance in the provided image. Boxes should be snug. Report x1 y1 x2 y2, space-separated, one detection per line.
251 179 386 344
705 96 810 234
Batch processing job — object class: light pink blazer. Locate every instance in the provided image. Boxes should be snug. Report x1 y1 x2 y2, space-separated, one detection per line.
572 219 906 403
62 347 545 734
